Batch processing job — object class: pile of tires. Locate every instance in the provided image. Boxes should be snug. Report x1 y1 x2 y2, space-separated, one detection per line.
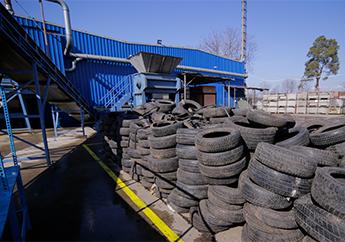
241 142 318 241
167 128 207 213
294 167 345 242
119 118 133 173
128 119 151 181
147 121 182 199
196 127 247 185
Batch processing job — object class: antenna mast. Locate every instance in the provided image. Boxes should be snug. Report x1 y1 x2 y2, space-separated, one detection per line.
241 0 247 62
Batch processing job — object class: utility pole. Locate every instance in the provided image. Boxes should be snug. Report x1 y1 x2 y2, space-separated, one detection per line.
241 0 247 62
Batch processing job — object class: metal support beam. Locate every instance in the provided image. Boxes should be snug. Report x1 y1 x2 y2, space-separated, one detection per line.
80 107 85 137
183 74 187 101
227 81 231 107
17 90 32 132
234 87 236 108
33 63 52 166
51 106 59 139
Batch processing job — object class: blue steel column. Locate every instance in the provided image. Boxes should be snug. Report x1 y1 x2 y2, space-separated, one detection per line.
17 90 32 132
0 154 8 192
32 63 52 166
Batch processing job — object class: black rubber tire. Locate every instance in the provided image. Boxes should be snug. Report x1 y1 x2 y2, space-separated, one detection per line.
136 128 152 140
340 157 345 168
150 147 176 159
156 177 176 190
311 167 345 219
294 194 345 242
151 121 182 137
208 185 245 205
243 203 298 229
176 144 197 160
241 171 292 209
232 108 248 117
141 179 154 189
137 147 150 156
290 145 339 167
147 156 179 173
176 181 208 200
197 145 244 166
227 122 277 150
195 127 241 153
127 148 141 159
141 168 154 178
310 124 345 147
247 110 288 128
121 158 133 168
254 142 317 178
154 99 175 113
178 159 200 173
209 117 231 124
190 206 227 234
202 176 238 185
176 128 198 145
122 119 132 128
167 189 198 208
207 188 243 211
138 139 150 148
205 200 244 224
120 140 129 148
248 158 312 198
122 166 131 173
199 200 233 228
244 211 304 242
156 171 177 181
167 201 190 214
203 107 230 118
148 134 176 149
276 127 310 147
199 156 246 178
119 127 130 136
176 169 205 185
327 141 345 159
302 236 317 242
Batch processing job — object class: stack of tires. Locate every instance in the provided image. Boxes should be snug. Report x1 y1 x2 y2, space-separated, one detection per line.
242 142 318 241
128 119 150 181
148 121 182 199
196 127 247 185
119 119 132 173
294 167 345 242
167 128 207 213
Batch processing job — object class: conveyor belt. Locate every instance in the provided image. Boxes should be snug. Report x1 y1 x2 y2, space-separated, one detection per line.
0 5 94 121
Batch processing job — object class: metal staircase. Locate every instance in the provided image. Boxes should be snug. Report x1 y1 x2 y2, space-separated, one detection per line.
99 74 133 112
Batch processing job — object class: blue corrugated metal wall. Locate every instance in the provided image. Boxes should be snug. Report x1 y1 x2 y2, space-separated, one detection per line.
15 16 246 108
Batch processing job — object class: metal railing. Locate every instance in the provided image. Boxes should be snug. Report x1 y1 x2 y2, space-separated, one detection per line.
99 74 133 111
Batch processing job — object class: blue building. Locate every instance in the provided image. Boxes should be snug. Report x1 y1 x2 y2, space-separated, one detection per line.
15 15 247 111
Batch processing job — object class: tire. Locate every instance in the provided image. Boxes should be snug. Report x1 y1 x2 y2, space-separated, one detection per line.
276 127 310 147
254 142 317 178
243 203 298 229
120 140 129 148
302 236 317 242
156 171 177 181
205 200 244 224
142 168 154 178
122 119 132 128
290 145 338 167
202 176 238 186
176 144 197 159
310 124 345 147
176 181 208 200
199 200 233 227
232 108 248 117
167 189 199 208
150 147 176 159
311 167 345 219
141 179 154 189
154 99 175 113
195 127 241 153
178 159 200 173
147 156 179 173
241 171 292 209
227 122 277 150
156 177 176 190
199 156 246 178
203 107 230 118
176 169 205 185
181 100 202 112
244 212 304 242
176 128 198 145
127 148 141 159
209 117 231 124
138 139 150 148
327 141 345 159
119 127 130 136
340 157 345 168
294 194 345 242
247 110 288 128
148 134 176 149
248 158 312 198
207 188 243 211
137 128 152 140
190 207 227 234
137 147 150 156
208 185 245 205
197 145 244 166
151 121 182 137
167 202 190 214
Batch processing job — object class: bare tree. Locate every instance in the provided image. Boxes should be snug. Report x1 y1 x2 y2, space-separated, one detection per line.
281 79 297 93
200 27 257 69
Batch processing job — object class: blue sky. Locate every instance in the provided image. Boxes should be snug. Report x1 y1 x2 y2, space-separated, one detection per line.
10 0 345 90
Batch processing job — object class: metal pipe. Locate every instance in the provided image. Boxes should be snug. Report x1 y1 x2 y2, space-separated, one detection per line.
46 0 72 55
68 53 248 78
39 0 50 57
65 57 82 72
4 0 14 15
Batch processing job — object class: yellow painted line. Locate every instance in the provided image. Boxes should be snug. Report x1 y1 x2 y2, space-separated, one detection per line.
83 144 182 242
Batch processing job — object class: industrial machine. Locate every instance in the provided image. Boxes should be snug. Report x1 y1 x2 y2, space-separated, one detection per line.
128 52 182 106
